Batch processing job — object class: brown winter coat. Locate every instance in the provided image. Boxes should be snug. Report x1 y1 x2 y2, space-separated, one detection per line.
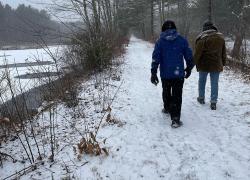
194 30 227 72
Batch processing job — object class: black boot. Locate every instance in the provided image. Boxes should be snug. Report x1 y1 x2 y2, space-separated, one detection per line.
197 97 205 104
171 117 183 128
210 103 216 110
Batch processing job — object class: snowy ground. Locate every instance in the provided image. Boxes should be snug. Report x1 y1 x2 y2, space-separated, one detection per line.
226 39 250 51
0 46 64 102
1 37 250 180
226 39 250 65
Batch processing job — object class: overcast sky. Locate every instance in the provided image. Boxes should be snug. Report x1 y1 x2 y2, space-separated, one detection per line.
1 0 80 21
1 0 50 9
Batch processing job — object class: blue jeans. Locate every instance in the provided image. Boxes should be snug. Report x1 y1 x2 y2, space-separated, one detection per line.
198 72 220 103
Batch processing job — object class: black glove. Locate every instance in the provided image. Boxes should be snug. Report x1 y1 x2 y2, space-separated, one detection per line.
151 74 159 86
184 68 192 79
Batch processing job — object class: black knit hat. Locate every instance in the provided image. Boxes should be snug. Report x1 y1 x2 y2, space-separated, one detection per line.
162 20 177 32
203 21 218 31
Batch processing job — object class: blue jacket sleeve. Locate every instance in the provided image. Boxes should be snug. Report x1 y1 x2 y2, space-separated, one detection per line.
151 40 161 75
183 39 194 70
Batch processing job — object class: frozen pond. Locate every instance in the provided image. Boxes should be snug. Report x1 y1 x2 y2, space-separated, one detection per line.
0 61 54 69
0 46 65 103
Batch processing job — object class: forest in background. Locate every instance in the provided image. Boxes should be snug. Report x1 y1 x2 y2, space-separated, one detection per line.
1 0 250 61
124 0 250 61
0 2 66 47
0 0 250 72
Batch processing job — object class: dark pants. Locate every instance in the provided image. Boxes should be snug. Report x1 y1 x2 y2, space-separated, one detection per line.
162 78 184 121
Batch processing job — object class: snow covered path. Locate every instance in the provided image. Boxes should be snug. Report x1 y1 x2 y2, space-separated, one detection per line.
101 37 250 179
1 37 250 180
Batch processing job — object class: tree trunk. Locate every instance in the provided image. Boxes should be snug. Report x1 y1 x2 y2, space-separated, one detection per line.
161 0 165 21
231 31 244 59
141 22 146 39
177 0 189 37
208 0 212 21
159 1 163 25
150 0 154 37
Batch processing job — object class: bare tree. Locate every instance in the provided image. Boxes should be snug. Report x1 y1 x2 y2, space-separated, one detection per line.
208 0 212 21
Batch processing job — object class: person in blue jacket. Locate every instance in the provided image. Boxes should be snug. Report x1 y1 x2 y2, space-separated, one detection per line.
151 20 194 128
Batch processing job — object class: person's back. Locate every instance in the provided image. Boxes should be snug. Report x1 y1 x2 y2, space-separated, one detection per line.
151 20 194 128
155 30 192 79
194 22 226 110
195 29 226 72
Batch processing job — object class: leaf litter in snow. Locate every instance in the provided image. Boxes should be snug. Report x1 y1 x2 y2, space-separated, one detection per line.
0 52 125 179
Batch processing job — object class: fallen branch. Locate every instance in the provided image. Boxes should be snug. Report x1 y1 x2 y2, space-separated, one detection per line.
0 151 17 163
3 161 44 180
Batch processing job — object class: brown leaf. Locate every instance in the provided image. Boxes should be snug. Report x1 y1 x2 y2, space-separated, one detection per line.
77 143 81 149
107 106 112 112
86 144 94 154
79 147 84 154
0 117 10 124
77 154 82 161
96 146 102 156
106 113 111 122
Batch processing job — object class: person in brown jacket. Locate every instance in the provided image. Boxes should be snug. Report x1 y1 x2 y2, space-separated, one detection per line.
194 22 226 110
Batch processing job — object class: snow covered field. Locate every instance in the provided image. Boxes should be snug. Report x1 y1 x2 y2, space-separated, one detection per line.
0 46 63 102
1 37 250 179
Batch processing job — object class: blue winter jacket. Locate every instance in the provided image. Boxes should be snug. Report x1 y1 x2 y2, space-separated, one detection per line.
151 29 194 79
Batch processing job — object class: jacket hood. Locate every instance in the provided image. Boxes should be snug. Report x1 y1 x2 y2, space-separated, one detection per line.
196 29 223 42
160 29 179 41
203 21 218 31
